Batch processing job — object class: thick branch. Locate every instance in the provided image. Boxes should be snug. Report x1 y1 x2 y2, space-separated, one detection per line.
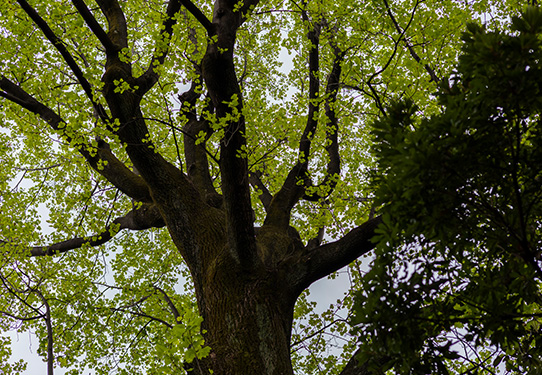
136 0 183 94
183 116 222 207
0 76 151 202
93 140 153 202
25 204 164 256
249 171 272 211
180 0 214 34
70 0 116 53
95 0 129 51
16 0 108 122
263 163 306 228
247 137 288 212
304 50 343 201
299 15 321 163
179 39 221 206
92 0 191 206
294 216 382 293
262 15 321 229
201 0 257 269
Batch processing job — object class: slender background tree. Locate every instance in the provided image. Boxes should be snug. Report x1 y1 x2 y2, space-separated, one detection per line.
0 0 527 374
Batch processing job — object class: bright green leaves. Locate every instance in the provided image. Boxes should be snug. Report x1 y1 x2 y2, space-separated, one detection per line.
355 7 542 374
155 313 210 372
113 78 140 94
0 336 27 375
214 93 242 131
233 0 245 13
1 0 536 374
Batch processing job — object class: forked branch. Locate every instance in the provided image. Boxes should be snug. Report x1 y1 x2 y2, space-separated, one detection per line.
0 76 151 202
180 31 221 205
262 13 321 229
71 0 116 53
249 171 272 211
304 49 344 201
295 216 382 293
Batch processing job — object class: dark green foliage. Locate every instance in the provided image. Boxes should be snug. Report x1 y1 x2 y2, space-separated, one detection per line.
353 7 542 374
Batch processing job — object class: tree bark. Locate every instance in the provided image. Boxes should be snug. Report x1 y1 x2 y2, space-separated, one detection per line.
2 1 387 374
198 275 296 374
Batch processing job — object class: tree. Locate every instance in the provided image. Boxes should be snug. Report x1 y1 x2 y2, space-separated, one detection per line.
0 0 524 374
354 6 542 374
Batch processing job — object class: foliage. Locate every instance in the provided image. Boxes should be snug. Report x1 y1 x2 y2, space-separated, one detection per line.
0 0 532 374
355 7 542 374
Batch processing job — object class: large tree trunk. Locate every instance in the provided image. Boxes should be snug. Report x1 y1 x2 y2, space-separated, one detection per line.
181 222 301 374
198 275 296 374
1 0 387 374
183 4 299 372
152 188 300 374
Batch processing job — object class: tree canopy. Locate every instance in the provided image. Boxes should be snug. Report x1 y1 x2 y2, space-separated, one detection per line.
0 0 535 374
356 6 542 374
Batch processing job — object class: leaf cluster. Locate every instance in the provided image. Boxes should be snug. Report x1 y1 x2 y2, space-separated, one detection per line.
354 6 542 374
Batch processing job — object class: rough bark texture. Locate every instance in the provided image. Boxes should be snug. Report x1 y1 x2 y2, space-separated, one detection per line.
1 1 385 374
